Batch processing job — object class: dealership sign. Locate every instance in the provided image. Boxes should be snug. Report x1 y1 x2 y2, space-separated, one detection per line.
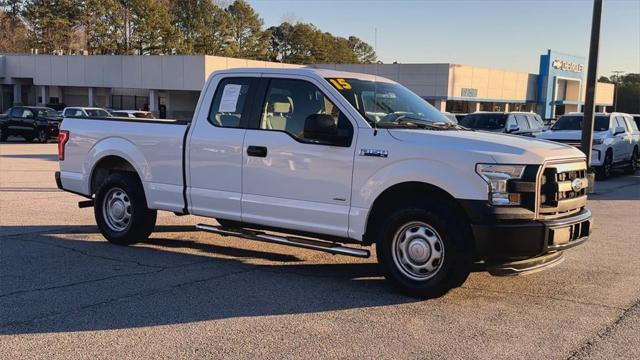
461 88 478 97
552 59 584 73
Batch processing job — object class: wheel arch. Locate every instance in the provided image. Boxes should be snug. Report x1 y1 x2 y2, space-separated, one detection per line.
362 181 471 245
89 155 141 195
85 137 150 195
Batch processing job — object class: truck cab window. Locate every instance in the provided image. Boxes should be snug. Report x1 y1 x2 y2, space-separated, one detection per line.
10 108 23 117
515 115 530 130
208 78 253 128
260 79 352 144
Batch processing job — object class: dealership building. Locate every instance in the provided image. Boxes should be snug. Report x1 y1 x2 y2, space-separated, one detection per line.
0 49 613 120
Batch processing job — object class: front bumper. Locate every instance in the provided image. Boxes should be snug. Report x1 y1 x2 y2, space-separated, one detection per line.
471 208 592 261
590 146 604 166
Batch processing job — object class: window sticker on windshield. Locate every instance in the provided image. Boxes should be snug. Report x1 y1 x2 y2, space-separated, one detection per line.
329 78 352 90
219 84 242 112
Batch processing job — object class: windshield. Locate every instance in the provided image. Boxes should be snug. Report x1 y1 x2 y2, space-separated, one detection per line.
85 109 111 117
551 115 610 131
325 78 450 127
36 108 58 117
459 113 507 130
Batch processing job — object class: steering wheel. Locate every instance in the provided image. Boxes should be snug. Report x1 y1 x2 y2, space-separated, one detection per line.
379 111 411 123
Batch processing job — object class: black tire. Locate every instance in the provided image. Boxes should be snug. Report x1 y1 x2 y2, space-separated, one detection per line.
0 127 7 142
596 150 613 180
624 148 638 174
375 203 472 298
94 172 157 245
36 129 48 143
24 135 34 142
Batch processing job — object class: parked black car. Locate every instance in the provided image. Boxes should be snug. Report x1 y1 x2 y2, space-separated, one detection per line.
0 106 62 143
459 111 544 137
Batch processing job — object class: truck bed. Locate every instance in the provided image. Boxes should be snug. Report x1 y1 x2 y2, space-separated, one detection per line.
59 117 189 212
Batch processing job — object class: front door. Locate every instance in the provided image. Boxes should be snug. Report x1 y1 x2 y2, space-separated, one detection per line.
241 77 356 237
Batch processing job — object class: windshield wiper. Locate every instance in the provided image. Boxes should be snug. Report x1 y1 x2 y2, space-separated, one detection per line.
394 116 463 130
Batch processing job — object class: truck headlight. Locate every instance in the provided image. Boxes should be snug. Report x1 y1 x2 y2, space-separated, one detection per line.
592 138 604 145
476 164 526 206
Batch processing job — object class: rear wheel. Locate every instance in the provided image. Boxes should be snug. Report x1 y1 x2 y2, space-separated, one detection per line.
597 150 613 179
94 172 157 245
0 127 7 142
625 148 638 174
375 204 472 298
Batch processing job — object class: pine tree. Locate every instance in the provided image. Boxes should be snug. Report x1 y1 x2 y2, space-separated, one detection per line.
225 0 269 60
348 36 377 64
23 0 82 54
0 0 29 52
171 0 230 55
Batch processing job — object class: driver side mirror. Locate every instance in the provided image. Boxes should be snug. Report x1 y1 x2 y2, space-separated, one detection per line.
613 126 626 136
303 114 350 147
506 123 520 133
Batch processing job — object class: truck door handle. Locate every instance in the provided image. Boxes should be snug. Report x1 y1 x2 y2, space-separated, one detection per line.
247 146 268 157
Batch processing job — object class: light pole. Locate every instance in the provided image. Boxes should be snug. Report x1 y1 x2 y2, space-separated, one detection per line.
611 70 625 112
581 0 603 190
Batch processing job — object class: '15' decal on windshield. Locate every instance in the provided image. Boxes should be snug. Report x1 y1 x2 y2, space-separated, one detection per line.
329 78 352 90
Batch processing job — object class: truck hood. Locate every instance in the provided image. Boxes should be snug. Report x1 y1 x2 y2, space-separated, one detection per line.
388 129 585 164
536 129 608 141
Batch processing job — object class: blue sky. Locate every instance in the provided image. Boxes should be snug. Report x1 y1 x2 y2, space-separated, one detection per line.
247 0 640 77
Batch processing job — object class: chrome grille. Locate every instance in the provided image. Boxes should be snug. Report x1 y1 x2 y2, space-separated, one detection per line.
538 161 588 219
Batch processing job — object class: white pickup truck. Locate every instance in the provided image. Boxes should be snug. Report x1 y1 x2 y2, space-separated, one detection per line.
56 68 593 297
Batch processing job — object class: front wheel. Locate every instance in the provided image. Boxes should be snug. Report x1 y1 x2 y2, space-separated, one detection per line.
596 150 613 180
94 172 157 245
624 148 638 174
376 205 472 298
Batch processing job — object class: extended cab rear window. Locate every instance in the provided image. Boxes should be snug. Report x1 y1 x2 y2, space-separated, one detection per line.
208 78 254 128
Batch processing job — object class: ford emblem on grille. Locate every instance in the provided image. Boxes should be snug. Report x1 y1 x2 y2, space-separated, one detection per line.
571 178 583 192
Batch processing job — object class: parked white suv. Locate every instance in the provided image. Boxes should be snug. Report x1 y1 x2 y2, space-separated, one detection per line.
536 112 639 178
56 68 593 298
62 107 112 118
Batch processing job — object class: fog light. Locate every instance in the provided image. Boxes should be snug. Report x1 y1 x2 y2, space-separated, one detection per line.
490 193 521 206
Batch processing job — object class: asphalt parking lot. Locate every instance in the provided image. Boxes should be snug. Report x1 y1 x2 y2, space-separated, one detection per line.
1 142 639 359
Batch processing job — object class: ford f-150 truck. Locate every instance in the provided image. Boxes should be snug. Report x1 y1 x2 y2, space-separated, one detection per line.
56 68 592 298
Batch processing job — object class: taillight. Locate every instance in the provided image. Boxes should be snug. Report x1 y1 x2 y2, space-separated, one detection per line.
58 130 69 161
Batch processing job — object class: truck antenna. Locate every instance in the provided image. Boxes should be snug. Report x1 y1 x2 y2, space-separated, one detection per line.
373 27 378 136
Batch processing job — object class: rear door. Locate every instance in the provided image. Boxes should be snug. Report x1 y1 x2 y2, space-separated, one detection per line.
612 116 631 161
241 76 357 237
625 116 640 153
188 75 259 221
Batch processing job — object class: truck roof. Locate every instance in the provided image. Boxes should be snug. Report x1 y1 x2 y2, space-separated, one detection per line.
562 112 630 117
215 67 397 84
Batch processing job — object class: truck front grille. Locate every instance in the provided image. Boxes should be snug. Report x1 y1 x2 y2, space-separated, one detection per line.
538 161 588 219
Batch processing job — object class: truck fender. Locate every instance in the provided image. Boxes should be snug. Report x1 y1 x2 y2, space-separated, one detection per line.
84 136 150 195
349 159 488 240
358 159 488 207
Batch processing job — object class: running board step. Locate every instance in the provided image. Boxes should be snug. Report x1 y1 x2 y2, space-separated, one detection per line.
196 224 370 258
